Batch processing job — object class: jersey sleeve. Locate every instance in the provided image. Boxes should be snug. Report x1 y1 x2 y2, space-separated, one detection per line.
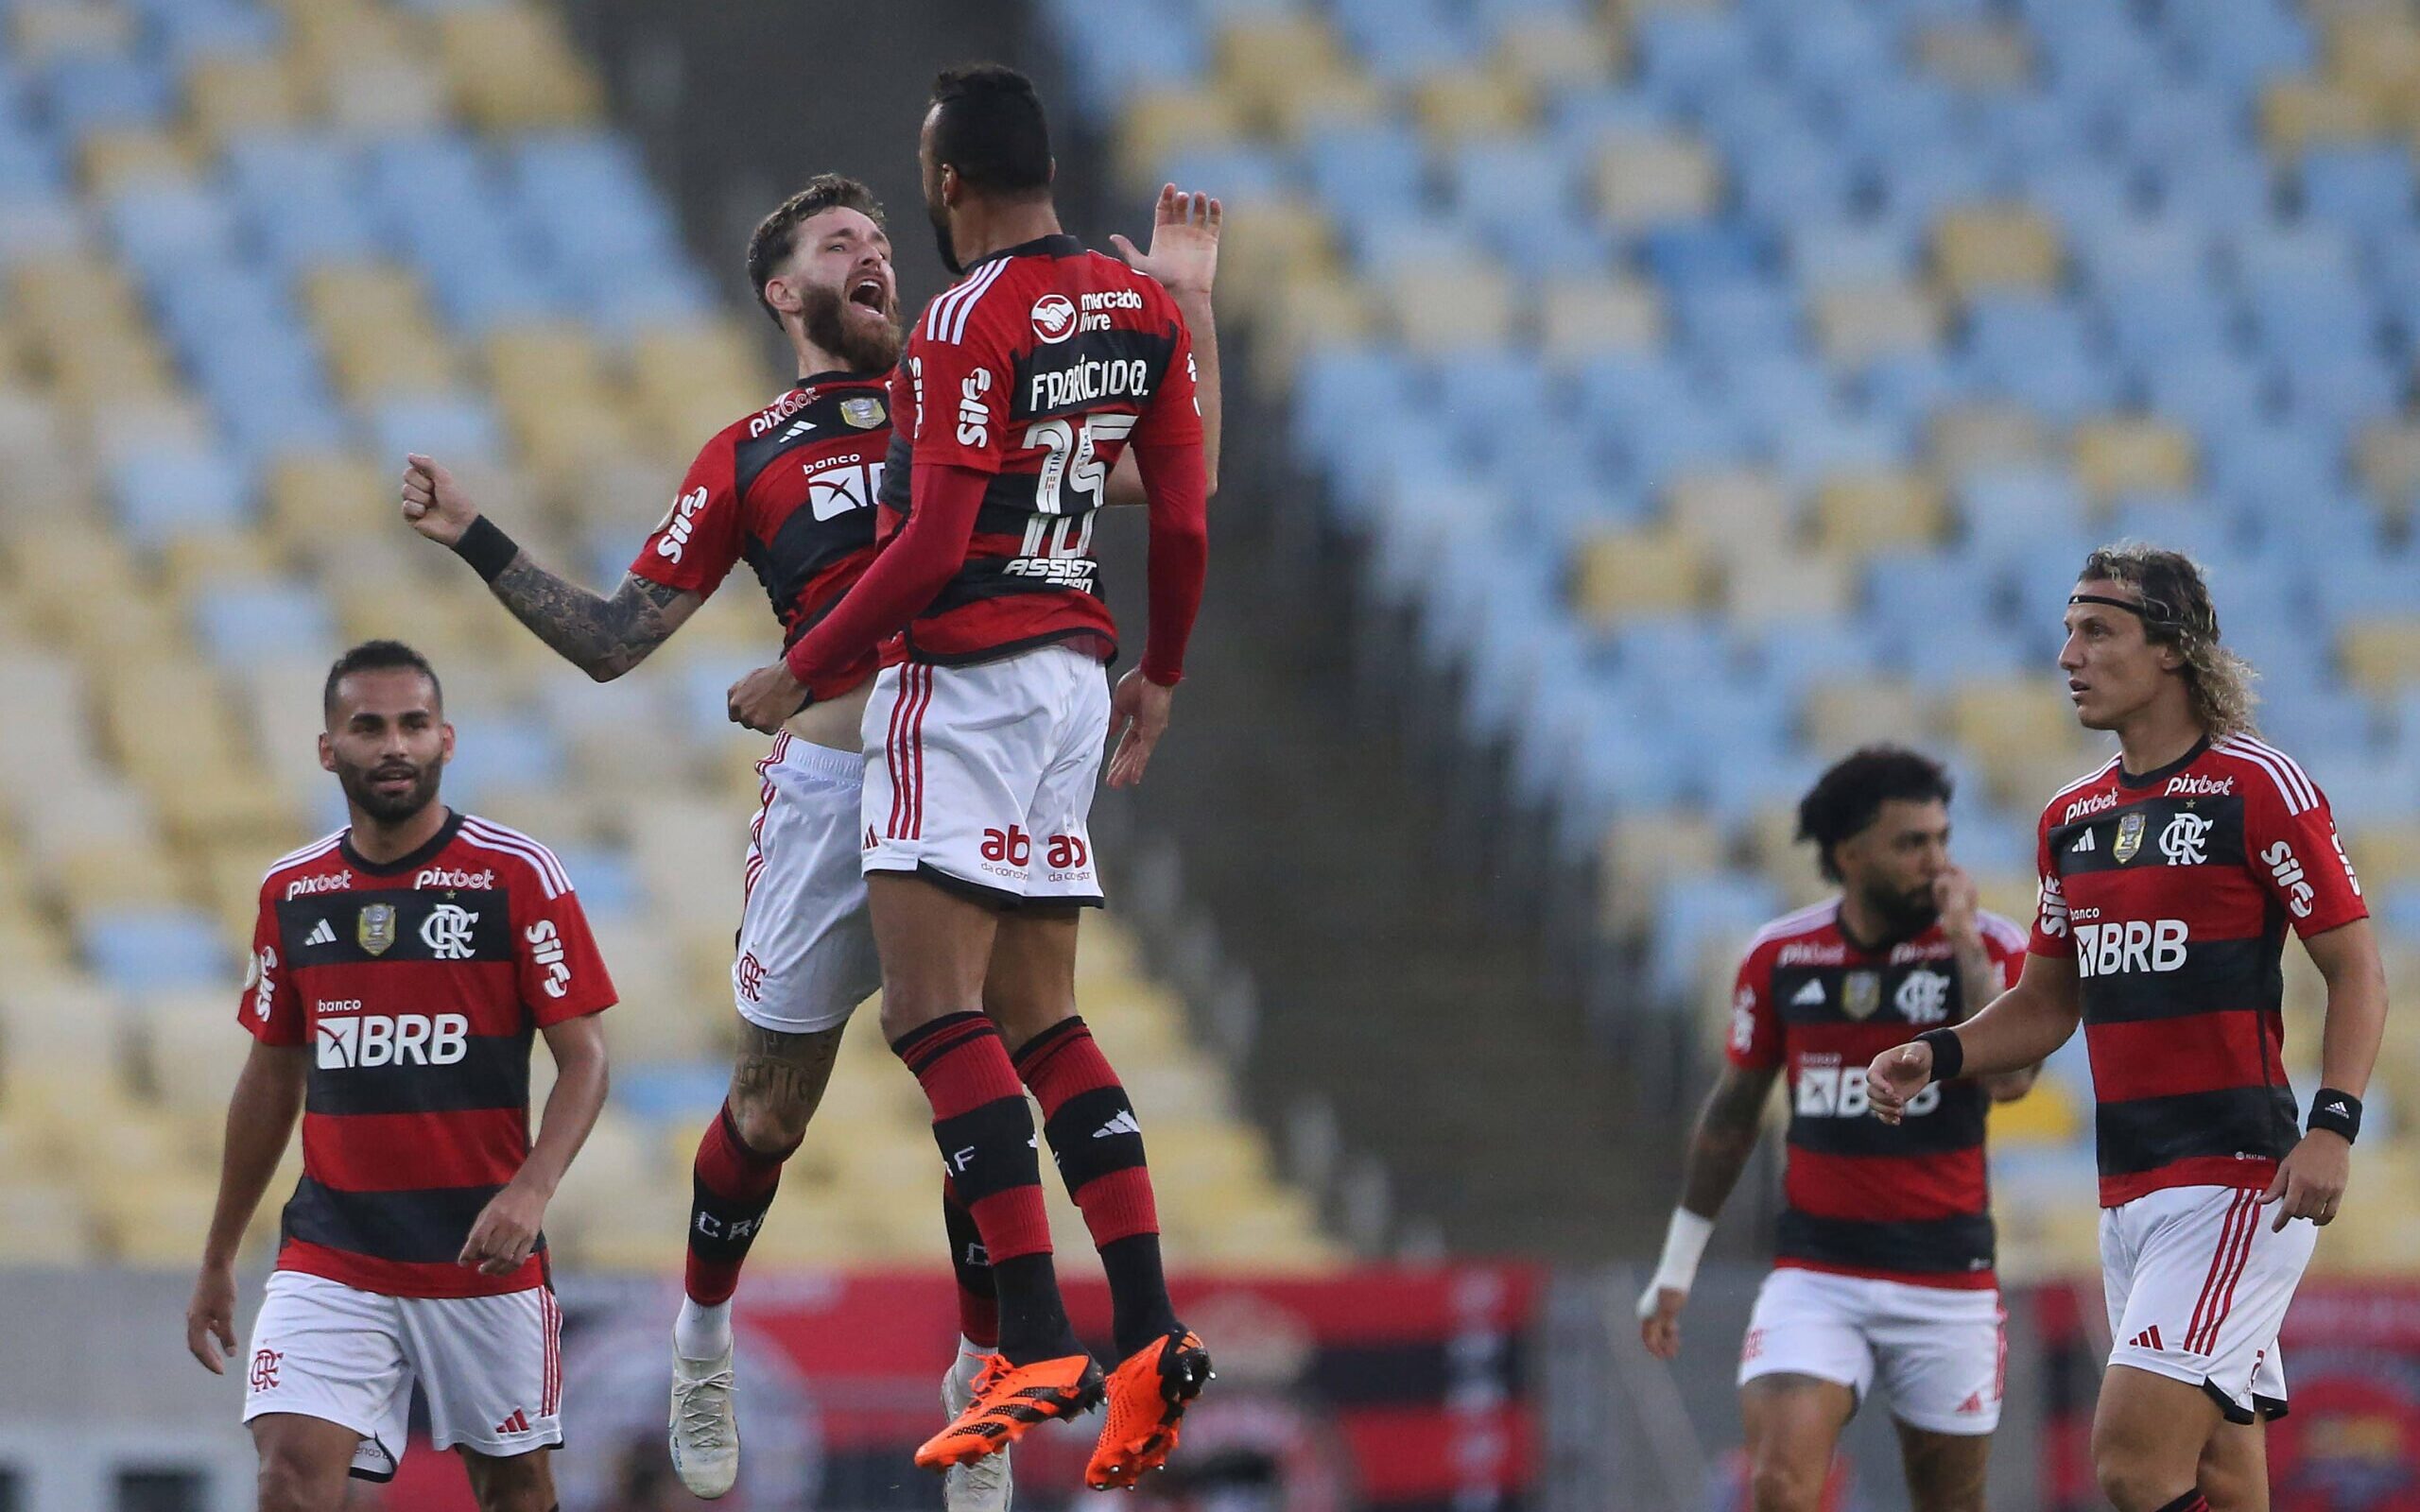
238 885 303 1045
1979 911 2028 992
2030 809 2076 958
1724 942 1782 1071
512 875 616 1025
2244 770 2368 937
902 302 1011 474
1128 300 1204 450
630 433 743 595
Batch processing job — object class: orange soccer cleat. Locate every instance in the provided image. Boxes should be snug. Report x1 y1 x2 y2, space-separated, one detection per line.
1085 1329 1214 1490
913 1351 1103 1472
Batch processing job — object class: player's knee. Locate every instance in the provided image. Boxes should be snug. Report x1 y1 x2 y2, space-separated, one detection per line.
2091 1451 2183 1512
462 1452 554 1512
730 1088 811 1157
254 1453 339 1512
1748 1454 1824 1512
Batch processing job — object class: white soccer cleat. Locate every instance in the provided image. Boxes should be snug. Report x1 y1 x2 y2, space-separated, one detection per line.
669 1344 739 1499
942 1349 1015 1511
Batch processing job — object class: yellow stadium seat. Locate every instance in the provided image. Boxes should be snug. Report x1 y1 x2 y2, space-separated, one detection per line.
1932 204 2064 297
9 1 133 63
2344 820 2420 894
2337 614 2420 693
1913 21 2034 91
1214 14 1388 136
1115 88 1244 193
1723 550 1854 626
268 452 392 546
1799 677 1935 757
434 4 603 131
1148 1120 1272 1190
1214 198 1338 328
2325 12 2420 127
79 128 199 196
1411 69 1534 142
1813 469 1946 557
1539 274 1665 359
1595 133 1721 229
1810 283 1945 366
0 1182 92 1264
2351 418 2420 519
1945 678 2102 805
2261 77 2384 156
1250 277 1376 387
2072 415 2197 505
1384 258 1516 350
1571 524 1708 627
186 53 304 145
1496 11 1625 94
1667 468 1792 547
1930 403 2055 478
1987 1074 2083 1144
1599 810 1725 936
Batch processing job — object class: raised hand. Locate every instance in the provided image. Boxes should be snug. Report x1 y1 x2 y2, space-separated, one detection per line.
1110 184 1222 299
400 453 477 548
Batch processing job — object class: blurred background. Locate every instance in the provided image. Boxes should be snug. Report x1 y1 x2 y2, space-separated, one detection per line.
0 0 2415 1506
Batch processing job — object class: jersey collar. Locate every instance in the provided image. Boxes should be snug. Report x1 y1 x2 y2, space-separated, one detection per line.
2116 735 2210 789
796 369 885 390
959 232 1083 273
1832 902 1930 958
341 809 464 875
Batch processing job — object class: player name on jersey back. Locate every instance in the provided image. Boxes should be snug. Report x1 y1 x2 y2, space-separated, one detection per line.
881 233 1203 666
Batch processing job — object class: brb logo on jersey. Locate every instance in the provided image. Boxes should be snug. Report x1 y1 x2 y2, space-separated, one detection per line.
316 1010 470 1069
2074 919 2190 978
1029 294 1077 344
1797 1059 1940 1118
420 904 479 960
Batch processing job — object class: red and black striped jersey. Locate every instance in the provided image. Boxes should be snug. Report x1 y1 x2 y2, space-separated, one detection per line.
1729 902 2028 1288
631 370 893 702
877 232 1202 666
239 811 614 1297
2030 735 2366 1207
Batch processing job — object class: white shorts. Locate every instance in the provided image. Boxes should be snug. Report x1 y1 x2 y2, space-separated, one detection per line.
1737 1266 2007 1435
859 644 1109 908
243 1270 563 1476
733 734 883 1035
2100 1184 2314 1422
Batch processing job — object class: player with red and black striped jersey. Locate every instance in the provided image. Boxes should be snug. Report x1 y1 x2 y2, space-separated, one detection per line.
1638 747 2036 1512
184 641 613 1512
402 170 1220 1506
725 64 1214 1493
1870 545 2390 1512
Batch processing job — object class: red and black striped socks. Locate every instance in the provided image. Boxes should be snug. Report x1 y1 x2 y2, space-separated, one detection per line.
1015 1017 1180 1357
895 1011 1078 1363
685 1102 789 1309
941 1176 1000 1350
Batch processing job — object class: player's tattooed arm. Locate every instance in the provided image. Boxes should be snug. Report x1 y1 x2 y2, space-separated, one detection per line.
726 1022 843 1151
1676 1062 1780 1219
487 565 702 682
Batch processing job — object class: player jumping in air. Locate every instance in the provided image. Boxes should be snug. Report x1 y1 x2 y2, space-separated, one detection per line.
725 64 1215 1490
185 641 614 1512
403 173 1218 1504
1640 747 2035 1512
1869 546 2390 1512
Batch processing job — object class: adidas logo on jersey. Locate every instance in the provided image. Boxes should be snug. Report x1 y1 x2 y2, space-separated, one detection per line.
1790 980 1826 1006
303 919 336 947
2128 1325 2164 1351
2070 829 2096 853
1093 1110 1142 1140
495 1409 533 1435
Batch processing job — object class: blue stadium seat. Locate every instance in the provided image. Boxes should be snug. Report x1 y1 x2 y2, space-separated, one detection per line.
1649 873 1786 1000
110 446 253 547
192 581 337 667
38 52 173 141
82 907 229 992
1633 9 1760 111
1304 124 1429 230
2299 146 2418 243
439 718 565 810
543 847 637 915
372 396 507 468
1331 0 1468 82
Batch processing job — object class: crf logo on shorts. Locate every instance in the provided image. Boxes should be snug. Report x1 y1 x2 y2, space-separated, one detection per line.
250 1349 281 1392
317 1013 470 1069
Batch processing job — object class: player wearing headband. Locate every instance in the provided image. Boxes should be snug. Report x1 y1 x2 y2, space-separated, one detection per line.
1867 545 2389 1512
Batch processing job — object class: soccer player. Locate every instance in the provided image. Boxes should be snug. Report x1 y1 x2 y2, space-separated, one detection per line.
1637 747 2035 1512
401 173 1219 1504
725 65 1214 1489
1868 545 2389 1512
183 640 614 1512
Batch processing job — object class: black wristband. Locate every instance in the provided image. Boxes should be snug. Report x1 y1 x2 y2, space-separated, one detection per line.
451 515 519 583
1915 1027 1964 1082
2308 1088 2361 1143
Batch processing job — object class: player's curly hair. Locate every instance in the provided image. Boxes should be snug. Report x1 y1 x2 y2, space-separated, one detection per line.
1796 746 1954 884
746 175 885 329
2076 543 2259 739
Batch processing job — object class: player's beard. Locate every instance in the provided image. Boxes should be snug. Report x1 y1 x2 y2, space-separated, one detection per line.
928 196 962 275
800 282 903 374
1869 880 1942 937
337 755 444 827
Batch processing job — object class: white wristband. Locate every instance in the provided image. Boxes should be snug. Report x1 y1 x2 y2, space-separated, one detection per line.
1636 1209 1715 1316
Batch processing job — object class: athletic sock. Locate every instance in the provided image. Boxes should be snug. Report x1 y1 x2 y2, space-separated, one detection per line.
942 1176 1000 1350
683 1102 790 1323
1014 1017 1180 1357
2152 1495 2210 1512
894 1012 1076 1364
673 1297 731 1363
